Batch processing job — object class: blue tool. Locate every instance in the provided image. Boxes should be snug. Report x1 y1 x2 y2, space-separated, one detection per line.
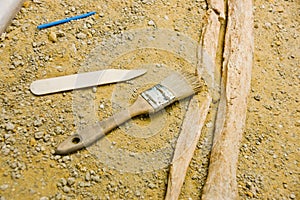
37 11 96 30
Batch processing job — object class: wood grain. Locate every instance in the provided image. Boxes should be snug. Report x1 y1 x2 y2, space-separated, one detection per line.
201 0 254 199
164 0 225 198
165 95 211 200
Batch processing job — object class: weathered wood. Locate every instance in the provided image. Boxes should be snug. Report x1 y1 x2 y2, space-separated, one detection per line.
164 0 224 198
198 8 223 100
165 95 211 200
201 0 254 199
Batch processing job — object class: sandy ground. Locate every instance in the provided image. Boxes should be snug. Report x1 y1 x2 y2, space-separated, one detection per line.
0 0 299 199
237 0 299 199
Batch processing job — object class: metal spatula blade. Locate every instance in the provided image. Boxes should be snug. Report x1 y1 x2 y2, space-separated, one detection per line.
30 69 147 95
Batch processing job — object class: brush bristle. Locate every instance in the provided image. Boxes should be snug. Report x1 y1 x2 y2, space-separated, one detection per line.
160 71 202 100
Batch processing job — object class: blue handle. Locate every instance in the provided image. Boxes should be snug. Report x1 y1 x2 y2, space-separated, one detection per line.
37 11 96 30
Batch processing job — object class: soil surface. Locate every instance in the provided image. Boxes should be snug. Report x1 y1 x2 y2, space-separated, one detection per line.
0 0 299 200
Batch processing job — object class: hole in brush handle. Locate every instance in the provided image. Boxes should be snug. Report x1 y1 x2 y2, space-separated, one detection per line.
72 137 81 144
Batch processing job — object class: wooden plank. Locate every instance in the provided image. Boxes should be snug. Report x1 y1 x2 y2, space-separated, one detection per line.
165 95 211 200
164 0 224 198
201 0 254 199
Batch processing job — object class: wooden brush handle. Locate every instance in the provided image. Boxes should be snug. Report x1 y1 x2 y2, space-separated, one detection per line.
86 95 154 143
55 96 154 154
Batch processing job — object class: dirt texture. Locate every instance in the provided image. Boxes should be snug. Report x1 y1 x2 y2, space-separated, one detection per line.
0 0 299 200
237 0 299 199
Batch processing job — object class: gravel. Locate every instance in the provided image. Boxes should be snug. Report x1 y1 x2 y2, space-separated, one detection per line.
0 0 298 199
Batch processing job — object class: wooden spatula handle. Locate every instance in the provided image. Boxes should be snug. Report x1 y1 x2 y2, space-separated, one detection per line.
55 96 154 154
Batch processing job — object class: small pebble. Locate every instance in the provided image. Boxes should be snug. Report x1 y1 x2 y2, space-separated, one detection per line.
275 41 281 46
79 182 85 187
0 184 9 191
67 177 75 186
290 193 296 199
246 191 254 198
62 186 70 193
60 178 67 186
264 22 272 29
92 175 101 183
155 64 162 68
5 122 15 131
135 190 141 197
33 119 44 127
54 66 63 72
48 32 57 43
34 132 44 140
85 172 91 181
56 30 65 38
277 6 284 13
148 20 155 26
23 1 31 8
62 156 70 163
283 182 287 189
148 182 156 189
76 32 87 39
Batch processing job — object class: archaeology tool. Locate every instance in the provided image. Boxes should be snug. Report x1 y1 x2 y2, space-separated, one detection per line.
37 11 96 30
30 69 147 95
55 72 202 154
0 0 24 34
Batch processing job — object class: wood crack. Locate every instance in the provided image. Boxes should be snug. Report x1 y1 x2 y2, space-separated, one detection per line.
202 0 254 199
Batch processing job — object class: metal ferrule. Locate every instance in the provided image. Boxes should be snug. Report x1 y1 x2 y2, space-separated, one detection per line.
141 84 176 112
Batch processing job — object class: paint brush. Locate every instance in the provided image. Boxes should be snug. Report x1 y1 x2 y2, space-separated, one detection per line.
55 72 202 154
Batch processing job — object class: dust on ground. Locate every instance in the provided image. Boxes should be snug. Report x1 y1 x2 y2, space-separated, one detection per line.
0 0 299 199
